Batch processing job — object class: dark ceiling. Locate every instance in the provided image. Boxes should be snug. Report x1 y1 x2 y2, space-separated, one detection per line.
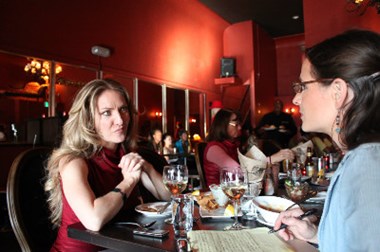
199 0 304 38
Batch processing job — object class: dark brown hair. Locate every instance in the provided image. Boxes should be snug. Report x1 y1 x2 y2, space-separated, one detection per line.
206 108 239 142
305 29 380 149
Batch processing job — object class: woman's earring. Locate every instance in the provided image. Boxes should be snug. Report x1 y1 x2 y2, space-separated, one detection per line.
335 112 341 133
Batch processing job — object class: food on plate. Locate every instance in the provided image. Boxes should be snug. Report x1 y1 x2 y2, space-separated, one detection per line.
139 206 159 212
224 204 234 216
194 193 219 211
284 179 311 202
191 190 200 196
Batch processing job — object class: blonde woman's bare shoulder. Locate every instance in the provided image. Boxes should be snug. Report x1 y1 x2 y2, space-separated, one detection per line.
58 156 88 175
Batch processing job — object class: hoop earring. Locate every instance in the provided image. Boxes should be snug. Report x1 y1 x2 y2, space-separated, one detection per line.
335 112 341 133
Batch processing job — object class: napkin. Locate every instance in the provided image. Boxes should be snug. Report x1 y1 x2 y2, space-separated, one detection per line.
238 145 267 182
291 140 313 164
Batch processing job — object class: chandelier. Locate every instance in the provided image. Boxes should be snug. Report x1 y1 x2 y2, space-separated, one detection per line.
24 59 62 84
346 0 380 15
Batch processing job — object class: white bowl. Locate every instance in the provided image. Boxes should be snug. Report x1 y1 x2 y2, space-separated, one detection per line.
253 196 296 226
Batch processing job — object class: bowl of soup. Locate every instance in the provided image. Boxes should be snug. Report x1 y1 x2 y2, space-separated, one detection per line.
253 196 296 226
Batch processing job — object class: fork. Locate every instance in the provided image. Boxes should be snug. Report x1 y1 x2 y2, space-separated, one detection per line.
114 220 157 229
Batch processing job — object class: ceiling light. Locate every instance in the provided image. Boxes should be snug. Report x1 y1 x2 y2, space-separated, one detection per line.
292 15 300 20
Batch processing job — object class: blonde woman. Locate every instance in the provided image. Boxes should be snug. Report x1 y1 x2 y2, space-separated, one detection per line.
45 79 170 251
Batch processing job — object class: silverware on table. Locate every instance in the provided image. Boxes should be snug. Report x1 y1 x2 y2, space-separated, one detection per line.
115 220 157 229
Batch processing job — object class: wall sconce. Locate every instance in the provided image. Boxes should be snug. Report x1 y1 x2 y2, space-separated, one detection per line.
24 59 62 84
285 107 297 114
155 111 162 117
346 0 380 15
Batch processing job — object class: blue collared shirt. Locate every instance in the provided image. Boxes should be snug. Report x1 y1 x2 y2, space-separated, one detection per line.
318 143 380 252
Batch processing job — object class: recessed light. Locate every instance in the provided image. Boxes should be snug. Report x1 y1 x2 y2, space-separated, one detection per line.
292 15 300 20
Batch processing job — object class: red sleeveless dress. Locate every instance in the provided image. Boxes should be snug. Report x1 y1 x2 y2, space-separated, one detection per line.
51 146 141 252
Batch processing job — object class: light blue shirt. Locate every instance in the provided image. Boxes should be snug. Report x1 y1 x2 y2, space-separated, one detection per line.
318 143 380 252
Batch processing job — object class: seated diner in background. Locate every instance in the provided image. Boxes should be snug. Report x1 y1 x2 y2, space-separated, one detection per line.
146 128 163 154
162 133 174 162
44 79 171 251
255 99 298 148
203 108 294 187
274 29 380 252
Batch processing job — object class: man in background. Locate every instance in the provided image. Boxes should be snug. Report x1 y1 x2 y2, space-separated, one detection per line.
255 99 297 148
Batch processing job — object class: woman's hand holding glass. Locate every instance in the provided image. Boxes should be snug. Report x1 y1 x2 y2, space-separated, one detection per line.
274 208 319 243
220 167 247 230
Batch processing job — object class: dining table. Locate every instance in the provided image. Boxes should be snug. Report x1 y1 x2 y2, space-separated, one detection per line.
68 202 320 252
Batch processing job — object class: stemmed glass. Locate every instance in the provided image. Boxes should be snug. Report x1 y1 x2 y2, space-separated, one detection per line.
162 164 189 223
220 167 247 230
163 164 189 196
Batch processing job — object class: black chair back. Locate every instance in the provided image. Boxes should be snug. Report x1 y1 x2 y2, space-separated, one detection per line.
194 142 207 190
6 147 56 252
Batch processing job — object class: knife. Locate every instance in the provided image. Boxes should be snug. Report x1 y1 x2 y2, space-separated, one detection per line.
158 202 171 214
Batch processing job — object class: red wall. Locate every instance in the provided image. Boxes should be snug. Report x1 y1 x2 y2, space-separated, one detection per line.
0 0 230 105
275 34 305 127
304 0 380 47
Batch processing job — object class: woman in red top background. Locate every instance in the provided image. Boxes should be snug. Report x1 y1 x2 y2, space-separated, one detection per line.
203 109 294 187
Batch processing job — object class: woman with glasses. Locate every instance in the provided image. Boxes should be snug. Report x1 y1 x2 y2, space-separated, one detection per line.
203 108 294 187
274 29 380 251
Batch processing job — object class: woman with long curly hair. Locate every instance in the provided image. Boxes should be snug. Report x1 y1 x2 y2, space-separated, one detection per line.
45 79 170 251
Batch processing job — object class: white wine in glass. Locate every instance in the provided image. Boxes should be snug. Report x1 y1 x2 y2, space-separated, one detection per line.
162 164 189 224
220 167 247 230
163 164 189 196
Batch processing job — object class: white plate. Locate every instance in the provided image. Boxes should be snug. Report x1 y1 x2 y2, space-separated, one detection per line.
306 191 327 202
199 206 242 219
325 171 335 179
135 202 172 217
263 127 276 131
256 213 274 227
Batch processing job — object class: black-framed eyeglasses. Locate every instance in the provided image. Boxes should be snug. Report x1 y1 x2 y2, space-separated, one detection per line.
229 120 241 127
292 79 334 94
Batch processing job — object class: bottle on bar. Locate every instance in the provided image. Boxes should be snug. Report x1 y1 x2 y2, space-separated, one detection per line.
305 147 316 180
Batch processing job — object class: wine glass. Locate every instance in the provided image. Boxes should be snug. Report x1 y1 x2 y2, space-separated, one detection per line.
162 164 188 223
162 164 189 196
220 167 247 230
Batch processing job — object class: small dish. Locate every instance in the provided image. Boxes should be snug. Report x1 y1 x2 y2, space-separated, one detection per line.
256 213 274 227
199 206 242 219
135 202 172 217
306 191 327 202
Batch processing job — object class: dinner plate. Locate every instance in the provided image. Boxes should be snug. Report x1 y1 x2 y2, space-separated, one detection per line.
135 202 172 217
199 206 242 219
306 191 327 202
310 178 330 187
325 171 335 179
263 127 276 131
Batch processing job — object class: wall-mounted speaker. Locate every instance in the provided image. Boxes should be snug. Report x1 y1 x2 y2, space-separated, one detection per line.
220 58 235 77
